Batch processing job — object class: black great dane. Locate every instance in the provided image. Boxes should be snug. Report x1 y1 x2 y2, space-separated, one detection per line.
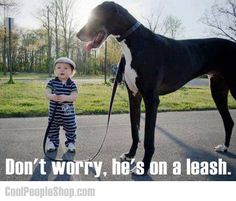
77 1 236 173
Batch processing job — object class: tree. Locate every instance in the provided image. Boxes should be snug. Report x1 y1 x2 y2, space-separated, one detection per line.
51 0 60 58
57 0 75 57
36 0 77 75
142 4 169 34
35 1 54 76
0 0 18 76
143 10 184 39
46 6 53 77
143 11 165 33
96 36 122 81
163 15 184 39
14 28 48 73
1 0 121 77
201 0 236 42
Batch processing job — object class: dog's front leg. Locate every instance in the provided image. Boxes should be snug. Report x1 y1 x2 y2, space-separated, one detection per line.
120 88 142 161
142 95 159 173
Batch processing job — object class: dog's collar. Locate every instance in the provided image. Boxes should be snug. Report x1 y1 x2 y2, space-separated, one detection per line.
117 22 141 42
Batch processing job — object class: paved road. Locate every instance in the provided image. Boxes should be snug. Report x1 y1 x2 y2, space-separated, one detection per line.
186 78 208 86
0 110 236 181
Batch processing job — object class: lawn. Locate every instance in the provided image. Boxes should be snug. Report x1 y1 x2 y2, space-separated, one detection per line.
0 72 103 80
0 72 49 80
0 81 235 117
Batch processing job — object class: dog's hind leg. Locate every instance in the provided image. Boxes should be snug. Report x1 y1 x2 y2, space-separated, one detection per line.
142 95 159 172
120 88 142 161
229 83 236 101
225 72 236 100
209 75 234 152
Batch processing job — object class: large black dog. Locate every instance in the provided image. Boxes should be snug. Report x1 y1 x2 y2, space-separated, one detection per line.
77 1 236 173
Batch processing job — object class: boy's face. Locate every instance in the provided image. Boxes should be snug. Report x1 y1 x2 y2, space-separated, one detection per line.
55 63 73 80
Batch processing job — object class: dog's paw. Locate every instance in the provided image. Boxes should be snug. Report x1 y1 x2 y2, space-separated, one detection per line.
214 144 228 152
130 165 147 176
120 153 133 162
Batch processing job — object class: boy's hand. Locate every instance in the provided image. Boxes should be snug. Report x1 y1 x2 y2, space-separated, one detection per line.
57 95 68 103
51 94 60 102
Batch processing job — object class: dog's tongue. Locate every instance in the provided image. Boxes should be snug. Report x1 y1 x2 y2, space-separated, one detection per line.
86 41 94 52
85 32 104 52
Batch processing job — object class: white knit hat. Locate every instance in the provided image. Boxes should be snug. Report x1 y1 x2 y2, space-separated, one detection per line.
54 57 76 69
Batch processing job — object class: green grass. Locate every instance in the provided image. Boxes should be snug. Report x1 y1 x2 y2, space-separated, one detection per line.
0 81 235 117
0 72 49 80
0 72 104 80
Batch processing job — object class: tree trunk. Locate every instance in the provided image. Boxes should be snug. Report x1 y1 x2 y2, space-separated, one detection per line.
104 40 107 84
55 1 59 58
47 6 52 77
3 21 7 75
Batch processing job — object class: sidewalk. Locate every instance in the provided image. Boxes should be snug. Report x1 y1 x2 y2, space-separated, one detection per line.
0 110 236 181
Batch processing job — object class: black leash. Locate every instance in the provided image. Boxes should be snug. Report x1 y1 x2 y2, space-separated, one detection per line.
43 59 123 162
86 56 125 161
43 102 68 162
86 76 119 161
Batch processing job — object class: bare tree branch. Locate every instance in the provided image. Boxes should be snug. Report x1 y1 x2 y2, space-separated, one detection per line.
201 0 236 41
142 7 184 39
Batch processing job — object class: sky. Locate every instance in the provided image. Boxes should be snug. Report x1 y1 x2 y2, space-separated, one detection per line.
1 0 217 39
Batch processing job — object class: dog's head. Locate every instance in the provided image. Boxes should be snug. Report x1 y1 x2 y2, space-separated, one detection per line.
77 1 136 51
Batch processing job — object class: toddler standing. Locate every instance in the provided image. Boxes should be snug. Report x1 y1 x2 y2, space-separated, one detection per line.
45 57 78 152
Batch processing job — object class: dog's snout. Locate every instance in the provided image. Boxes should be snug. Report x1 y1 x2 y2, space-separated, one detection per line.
77 28 85 40
76 27 93 42
77 31 85 41
76 31 81 39
77 27 91 42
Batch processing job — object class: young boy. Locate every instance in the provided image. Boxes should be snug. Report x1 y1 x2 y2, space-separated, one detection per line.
45 57 78 153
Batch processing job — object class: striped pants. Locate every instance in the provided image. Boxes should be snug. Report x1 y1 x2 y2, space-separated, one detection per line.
48 104 77 147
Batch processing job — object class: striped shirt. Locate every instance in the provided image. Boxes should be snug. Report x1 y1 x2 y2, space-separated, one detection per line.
46 77 77 146
46 77 78 113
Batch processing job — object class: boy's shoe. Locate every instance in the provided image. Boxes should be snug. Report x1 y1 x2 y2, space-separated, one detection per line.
68 143 76 153
47 141 56 152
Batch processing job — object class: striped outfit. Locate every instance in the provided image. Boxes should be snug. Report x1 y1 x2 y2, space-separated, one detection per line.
46 77 78 147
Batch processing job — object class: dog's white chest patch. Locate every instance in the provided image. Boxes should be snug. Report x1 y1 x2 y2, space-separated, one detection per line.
120 41 138 96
